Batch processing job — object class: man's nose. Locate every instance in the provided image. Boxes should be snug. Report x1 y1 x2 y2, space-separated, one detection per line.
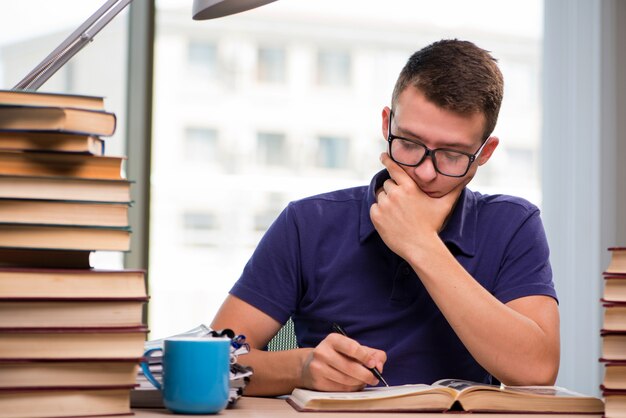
413 153 438 181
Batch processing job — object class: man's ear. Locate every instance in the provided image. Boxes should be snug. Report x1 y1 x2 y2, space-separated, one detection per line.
477 136 499 165
381 107 391 140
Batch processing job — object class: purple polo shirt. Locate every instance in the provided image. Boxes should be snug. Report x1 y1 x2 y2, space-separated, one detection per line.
230 169 556 386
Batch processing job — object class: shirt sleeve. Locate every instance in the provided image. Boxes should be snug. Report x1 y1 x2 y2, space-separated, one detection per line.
229 202 302 325
491 208 558 304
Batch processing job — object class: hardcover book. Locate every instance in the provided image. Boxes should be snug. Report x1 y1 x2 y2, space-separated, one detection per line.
602 360 626 391
0 326 148 359
604 302 626 332
602 331 626 361
0 299 147 328
0 131 104 155
0 174 131 203
0 248 92 269
0 268 146 299
0 359 140 389
287 379 604 413
0 198 129 227
0 223 130 251
607 247 626 275
0 151 124 180
603 389 626 418
604 274 626 303
0 105 116 136
0 387 133 418
0 90 105 110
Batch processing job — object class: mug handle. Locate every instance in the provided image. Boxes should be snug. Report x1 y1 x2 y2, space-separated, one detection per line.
140 347 163 390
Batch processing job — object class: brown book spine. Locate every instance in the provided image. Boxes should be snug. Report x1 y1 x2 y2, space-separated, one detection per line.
602 329 626 336
603 300 626 307
601 386 626 394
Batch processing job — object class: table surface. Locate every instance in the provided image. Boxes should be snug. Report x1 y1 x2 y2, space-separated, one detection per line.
133 396 601 418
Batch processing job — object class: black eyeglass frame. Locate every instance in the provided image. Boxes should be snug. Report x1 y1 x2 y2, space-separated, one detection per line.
387 110 489 178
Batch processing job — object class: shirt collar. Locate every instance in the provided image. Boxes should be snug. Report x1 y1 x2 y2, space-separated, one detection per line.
359 169 477 257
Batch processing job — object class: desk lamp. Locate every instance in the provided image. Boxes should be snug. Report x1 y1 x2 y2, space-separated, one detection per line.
193 0 276 20
13 0 278 91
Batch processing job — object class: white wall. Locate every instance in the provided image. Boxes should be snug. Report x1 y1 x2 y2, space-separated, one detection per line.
542 0 626 396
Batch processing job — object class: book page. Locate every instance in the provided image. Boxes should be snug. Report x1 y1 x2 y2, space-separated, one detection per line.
502 385 593 398
434 378 498 392
291 384 442 403
433 379 591 399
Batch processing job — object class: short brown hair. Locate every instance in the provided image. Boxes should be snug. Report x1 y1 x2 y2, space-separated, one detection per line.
391 39 504 138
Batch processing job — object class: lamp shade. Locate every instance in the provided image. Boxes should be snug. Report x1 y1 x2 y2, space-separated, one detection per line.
192 0 277 20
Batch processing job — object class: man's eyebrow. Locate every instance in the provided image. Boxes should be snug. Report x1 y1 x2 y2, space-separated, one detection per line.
396 124 423 141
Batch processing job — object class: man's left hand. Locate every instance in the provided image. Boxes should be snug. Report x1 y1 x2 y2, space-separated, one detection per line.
370 153 463 260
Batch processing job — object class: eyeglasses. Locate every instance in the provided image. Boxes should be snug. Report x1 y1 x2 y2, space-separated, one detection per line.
387 110 489 178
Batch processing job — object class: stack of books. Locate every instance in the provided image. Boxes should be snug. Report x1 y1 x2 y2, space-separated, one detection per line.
601 247 626 418
0 90 147 418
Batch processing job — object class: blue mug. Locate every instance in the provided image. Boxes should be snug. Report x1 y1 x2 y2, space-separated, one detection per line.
141 338 230 414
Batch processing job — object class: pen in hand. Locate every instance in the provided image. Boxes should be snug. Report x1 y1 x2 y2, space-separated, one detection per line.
331 323 389 387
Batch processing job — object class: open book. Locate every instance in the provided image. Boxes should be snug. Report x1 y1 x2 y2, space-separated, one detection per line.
287 379 604 413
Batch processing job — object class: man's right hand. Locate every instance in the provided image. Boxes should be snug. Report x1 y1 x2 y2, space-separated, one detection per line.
300 333 387 392
211 295 388 395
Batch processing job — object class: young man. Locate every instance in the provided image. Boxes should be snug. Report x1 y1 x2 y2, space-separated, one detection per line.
211 39 560 396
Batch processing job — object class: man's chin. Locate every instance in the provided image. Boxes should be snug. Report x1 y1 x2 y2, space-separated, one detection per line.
422 190 445 198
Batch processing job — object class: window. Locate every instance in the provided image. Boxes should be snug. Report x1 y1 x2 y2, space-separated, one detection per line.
257 132 287 167
184 127 218 163
188 41 218 78
317 135 350 169
151 0 544 338
317 49 351 87
257 46 286 83
183 211 217 230
500 60 537 110
505 147 536 185
182 211 218 247
253 193 285 231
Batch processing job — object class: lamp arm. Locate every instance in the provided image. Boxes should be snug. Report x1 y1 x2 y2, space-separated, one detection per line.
13 0 135 91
